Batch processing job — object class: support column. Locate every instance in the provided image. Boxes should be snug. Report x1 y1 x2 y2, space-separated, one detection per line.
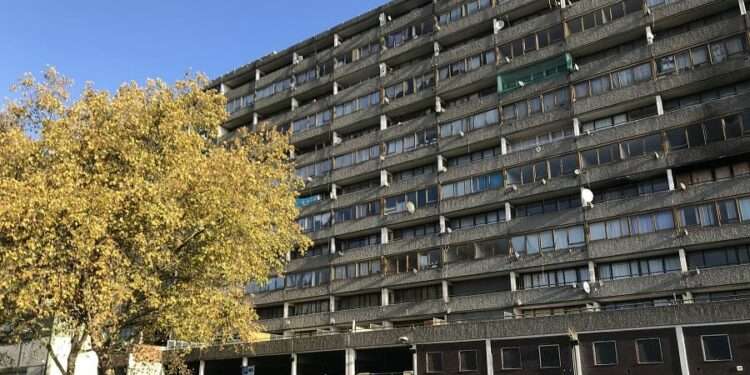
381 288 390 306
381 227 390 245
411 346 418 375
679 248 689 273
242 358 248 367
675 326 691 375
740 0 747 15
572 342 583 375
683 291 694 304
655 95 664 115
505 202 512 222
573 118 581 136
330 184 339 200
198 360 205 375
291 353 298 375
380 114 388 130
439 215 447 234
485 339 494 375
667 169 676 191
500 137 508 155
380 170 390 187
330 237 337 255
330 296 336 313
437 155 447 173
588 261 597 283
283 302 290 318
345 348 356 375
509 272 517 292
442 280 450 303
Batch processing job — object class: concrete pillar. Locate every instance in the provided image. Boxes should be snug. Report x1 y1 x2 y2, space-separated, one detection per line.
493 18 504 34
740 0 747 15
334 33 342 47
509 272 517 291
242 357 248 367
678 248 689 273
433 41 440 57
412 346 418 375
381 227 390 244
572 343 583 375
505 202 512 222
435 96 444 113
667 169 676 191
285 251 291 262
646 26 655 45
198 360 205 375
573 118 581 136
291 353 298 375
380 170 390 187
512 307 523 318
437 155 447 173
485 339 494 375
330 296 336 313
330 184 338 200
588 261 597 283
252 112 259 126
381 288 390 306
330 237 337 254
439 215 447 233
379 12 388 27
380 114 388 130
283 302 290 318
442 280 450 303
655 95 664 115
291 97 299 111
332 131 342 145
683 291 694 304
500 137 509 155
333 82 339 95
675 326 691 375
345 348 356 375
255 69 261 81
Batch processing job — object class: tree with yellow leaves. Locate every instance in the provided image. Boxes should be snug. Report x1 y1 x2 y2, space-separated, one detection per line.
0 68 310 375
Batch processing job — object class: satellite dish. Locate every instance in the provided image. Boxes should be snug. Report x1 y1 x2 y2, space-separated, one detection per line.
406 201 416 214
582 281 591 295
496 19 505 30
581 188 595 205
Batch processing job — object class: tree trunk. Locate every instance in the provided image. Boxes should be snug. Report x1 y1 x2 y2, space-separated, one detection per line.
66 329 86 375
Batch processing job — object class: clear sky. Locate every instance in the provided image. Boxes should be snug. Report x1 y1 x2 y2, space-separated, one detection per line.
0 0 385 96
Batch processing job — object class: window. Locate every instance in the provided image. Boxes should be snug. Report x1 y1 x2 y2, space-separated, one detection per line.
593 341 618 366
636 338 663 364
498 25 564 60
539 345 561 368
442 173 503 199
391 285 442 304
386 128 438 155
511 226 585 255
702 335 732 361
589 210 673 241
426 352 443 372
575 63 652 99
385 72 434 100
568 0 642 34
439 109 499 137
439 49 496 80
334 91 379 117
501 348 522 369
687 245 750 269
679 204 717 227
459 351 479 372
336 293 380 311
502 87 570 121
507 126 573 153
449 207 506 231
598 255 681 280
288 299 329 316
521 267 590 289
385 186 438 214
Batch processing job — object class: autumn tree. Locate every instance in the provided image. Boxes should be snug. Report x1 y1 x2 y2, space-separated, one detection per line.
0 68 310 374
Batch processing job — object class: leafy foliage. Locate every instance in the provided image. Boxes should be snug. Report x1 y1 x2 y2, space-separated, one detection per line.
0 68 310 374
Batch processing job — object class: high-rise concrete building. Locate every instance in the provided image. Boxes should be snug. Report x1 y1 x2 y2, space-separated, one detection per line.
202 0 750 373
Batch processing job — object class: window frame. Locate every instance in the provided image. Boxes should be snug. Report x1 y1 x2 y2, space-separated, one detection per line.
500 347 523 370
538 344 562 368
458 350 479 372
593 340 618 366
701 334 733 362
635 338 664 364
425 351 445 373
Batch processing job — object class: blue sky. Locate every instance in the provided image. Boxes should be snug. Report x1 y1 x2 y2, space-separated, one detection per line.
0 0 385 96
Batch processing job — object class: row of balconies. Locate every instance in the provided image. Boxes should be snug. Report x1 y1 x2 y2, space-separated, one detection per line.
221 0 738 135
256 263 750 331
297 89 750 228
258 209 750 307
295 36 750 196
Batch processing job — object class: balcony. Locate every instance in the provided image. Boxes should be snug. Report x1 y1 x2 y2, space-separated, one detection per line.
437 64 497 96
588 222 750 259
436 34 493 71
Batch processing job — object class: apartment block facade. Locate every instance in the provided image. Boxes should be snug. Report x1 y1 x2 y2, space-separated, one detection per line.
199 0 750 374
